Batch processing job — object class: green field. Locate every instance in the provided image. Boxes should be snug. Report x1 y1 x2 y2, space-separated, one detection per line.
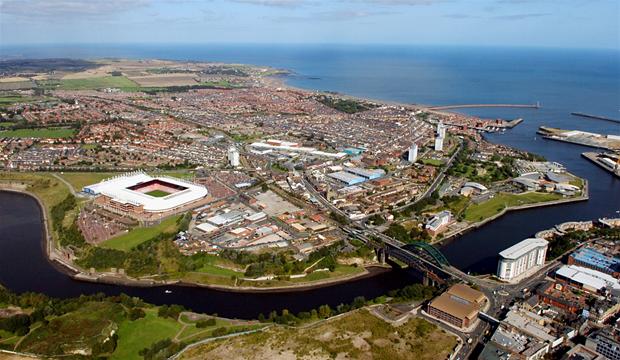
420 158 444 167
111 309 182 360
146 189 171 197
0 127 75 138
40 76 140 91
0 122 15 128
464 192 562 222
100 215 182 251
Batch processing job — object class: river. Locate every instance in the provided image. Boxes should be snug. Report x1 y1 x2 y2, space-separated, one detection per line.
0 44 618 316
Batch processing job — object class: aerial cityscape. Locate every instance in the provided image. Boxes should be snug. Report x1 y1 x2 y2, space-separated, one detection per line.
0 1 618 360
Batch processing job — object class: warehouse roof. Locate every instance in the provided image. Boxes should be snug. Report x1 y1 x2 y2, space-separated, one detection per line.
556 265 620 292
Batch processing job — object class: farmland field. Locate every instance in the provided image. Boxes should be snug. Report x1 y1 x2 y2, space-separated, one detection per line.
39 76 139 90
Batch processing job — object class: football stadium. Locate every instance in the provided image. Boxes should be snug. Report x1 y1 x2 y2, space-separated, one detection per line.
83 172 209 218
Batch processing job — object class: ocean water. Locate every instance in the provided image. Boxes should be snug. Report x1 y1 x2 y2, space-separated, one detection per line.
2 43 619 272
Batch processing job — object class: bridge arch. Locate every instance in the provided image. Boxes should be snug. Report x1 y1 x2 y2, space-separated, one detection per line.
402 242 450 267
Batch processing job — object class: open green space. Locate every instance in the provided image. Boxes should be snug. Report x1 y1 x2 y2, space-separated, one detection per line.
180 310 457 360
0 172 73 240
0 122 16 128
145 189 171 198
0 95 48 107
39 76 140 91
463 192 563 222
111 309 182 360
0 127 75 138
100 215 182 252
420 158 444 167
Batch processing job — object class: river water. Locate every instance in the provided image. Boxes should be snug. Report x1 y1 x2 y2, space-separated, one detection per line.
0 44 618 315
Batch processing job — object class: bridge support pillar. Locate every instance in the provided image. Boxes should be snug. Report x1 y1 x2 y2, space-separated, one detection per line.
376 248 386 264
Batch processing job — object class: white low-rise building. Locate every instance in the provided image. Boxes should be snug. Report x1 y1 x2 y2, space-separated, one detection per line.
497 238 548 281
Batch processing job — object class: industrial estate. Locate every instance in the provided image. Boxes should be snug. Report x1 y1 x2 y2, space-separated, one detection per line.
0 58 618 360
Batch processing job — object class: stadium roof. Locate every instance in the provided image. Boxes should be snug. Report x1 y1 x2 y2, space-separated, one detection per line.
499 238 548 260
84 172 208 213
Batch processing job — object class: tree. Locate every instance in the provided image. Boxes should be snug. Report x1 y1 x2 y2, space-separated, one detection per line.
318 304 332 319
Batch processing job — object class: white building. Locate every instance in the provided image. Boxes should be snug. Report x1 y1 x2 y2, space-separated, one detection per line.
497 238 548 281
437 122 447 138
228 146 240 167
425 210 452 234
408 143 418 162
434 136 444 152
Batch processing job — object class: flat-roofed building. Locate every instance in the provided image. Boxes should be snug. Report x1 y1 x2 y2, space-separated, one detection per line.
555 265 620 296
327 171 366 185
586 331 620 360
497 238 548 281
425 210 452 235
427 284 485 329
568 247 620 278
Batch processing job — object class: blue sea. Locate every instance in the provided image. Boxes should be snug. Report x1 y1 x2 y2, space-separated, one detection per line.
2 43 619 272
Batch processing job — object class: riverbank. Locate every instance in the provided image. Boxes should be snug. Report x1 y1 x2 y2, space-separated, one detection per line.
436 180 589 244
0 186 389 294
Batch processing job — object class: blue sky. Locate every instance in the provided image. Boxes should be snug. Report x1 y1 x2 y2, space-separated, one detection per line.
0 0 618 49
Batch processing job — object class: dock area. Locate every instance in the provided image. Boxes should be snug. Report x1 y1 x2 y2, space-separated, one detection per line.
428 103 540 111
581 152 620 178
571 112 620 124
538 126 620 151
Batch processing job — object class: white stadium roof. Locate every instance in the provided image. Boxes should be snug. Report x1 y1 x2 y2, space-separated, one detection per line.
499 238 548 260
83 172 208 212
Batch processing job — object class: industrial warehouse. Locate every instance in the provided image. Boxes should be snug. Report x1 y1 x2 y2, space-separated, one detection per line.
83 172 209 220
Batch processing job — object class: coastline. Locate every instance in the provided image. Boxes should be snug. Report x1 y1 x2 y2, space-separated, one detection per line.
0 187 390 294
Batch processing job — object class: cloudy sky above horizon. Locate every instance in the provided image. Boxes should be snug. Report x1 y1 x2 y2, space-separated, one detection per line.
1 0 618 49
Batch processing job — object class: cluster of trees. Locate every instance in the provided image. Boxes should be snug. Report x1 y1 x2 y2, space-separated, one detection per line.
255 284 435 327
447 147 517 184
158 304 186 320
141 82 236 95
0 313 32 336
329 211 349 225
139 338 184 360
195 318 217 328
314 95 376 114
384 223 430 243
0 288 147 343
396 197 438 218
387 284 437 301
257 295 370 326
368 214 386 226
51 194 85 247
